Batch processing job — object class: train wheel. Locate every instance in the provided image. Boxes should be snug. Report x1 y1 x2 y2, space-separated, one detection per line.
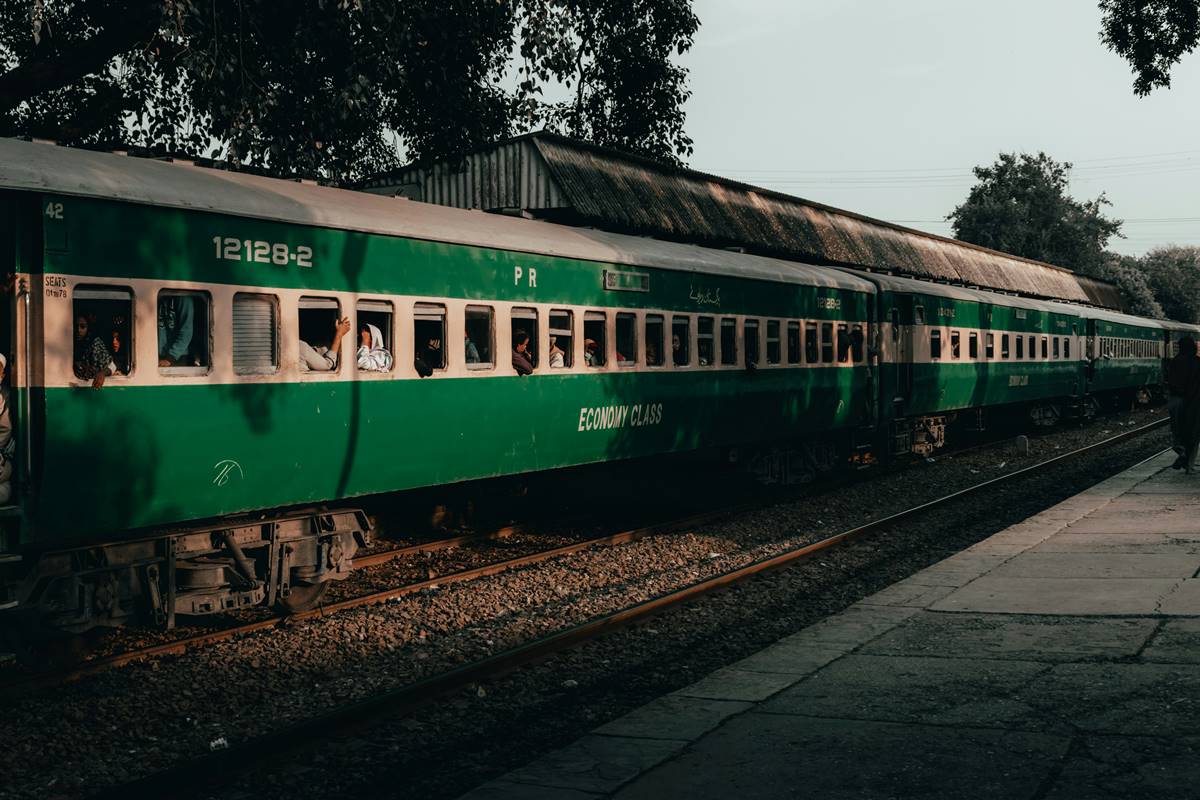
275 582 329 614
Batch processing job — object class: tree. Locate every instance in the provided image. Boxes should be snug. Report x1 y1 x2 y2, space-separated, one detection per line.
1140 245 1200 322
1100 0 1200 95
948 152 1124 276
1094 253 1165 318
0 0 698 180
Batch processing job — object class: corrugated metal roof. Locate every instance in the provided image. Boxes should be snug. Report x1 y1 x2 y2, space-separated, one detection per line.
363 131 1125 311
0 138 873 293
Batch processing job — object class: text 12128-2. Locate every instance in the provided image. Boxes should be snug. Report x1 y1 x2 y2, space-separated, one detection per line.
212 236 313 268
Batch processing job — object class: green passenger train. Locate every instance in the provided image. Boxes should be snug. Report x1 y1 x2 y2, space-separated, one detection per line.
0 139 1193 632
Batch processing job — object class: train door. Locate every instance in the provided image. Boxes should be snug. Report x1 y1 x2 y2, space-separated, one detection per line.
893 295 913 413
1084 318 1098 386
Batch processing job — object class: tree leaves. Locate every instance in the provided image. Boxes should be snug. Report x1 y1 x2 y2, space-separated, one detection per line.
947 152 1123 277
1099 0 1200 95
0 0 698 180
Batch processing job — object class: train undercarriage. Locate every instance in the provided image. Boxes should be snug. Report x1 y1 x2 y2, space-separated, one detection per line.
0 508 369 634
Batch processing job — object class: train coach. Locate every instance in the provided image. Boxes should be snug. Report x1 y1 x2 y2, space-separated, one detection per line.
0 139 1189 634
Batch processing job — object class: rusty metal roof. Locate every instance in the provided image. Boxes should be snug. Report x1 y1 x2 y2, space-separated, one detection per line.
362 131 1124 310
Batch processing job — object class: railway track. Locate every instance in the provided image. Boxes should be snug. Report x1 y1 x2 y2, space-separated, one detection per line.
86 416 1169 800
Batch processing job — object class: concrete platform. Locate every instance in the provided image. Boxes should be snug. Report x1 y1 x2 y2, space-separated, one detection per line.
459 451 1200 800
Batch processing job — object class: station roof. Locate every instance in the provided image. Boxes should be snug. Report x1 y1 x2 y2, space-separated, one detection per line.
0 138 874 293
359 131 1124 310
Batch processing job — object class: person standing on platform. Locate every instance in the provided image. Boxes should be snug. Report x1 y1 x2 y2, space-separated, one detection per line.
1168 335 1200 473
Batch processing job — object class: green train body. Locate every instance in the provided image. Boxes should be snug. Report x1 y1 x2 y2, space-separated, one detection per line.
0 140 1194 631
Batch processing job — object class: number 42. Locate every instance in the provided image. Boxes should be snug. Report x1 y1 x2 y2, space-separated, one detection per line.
44 201 64 220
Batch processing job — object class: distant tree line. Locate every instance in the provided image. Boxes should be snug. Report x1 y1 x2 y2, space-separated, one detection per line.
0 0 698 180
948 151 1199 322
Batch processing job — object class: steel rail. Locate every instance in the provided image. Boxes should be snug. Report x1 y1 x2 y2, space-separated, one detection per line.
87 418 1169 800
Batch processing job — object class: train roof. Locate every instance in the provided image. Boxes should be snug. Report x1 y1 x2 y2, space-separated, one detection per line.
843 270 1072 316
0 138 874 294
1044 302 1169 331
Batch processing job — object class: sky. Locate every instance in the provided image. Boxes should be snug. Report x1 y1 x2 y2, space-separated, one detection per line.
677 0 1200 256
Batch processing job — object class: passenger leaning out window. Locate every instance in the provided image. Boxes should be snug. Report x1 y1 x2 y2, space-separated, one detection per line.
357 323 393 372
158 294 195 367
299 316 350 372
74 313 116 389
548 336 566 368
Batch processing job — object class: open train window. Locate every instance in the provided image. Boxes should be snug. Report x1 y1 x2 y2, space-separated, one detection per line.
820 322 833 363
414 303 446 372
1001 334 1010 360
1016 335 1024 360
299 296 343 373
745 319 761 366
355 299 394 373
1053 337 1060 359
929 329 942 360
698 316 715 366
766 320 781 365
787 321 801 365
158 290 210 375
232 292 278 375
985 333 995 360
837 323 851 363
721 318 738 365
1028 335 1035 359
74 285 133 379
852 325 865 362
584 311 606 367
512 307 539 371
950 330 961 359
969 332 978 359
549 309 573 368
464 305 494 369
1064 338 1071 359
616 312 637 367
1041 336 1049 359
645 314 665 367
805 322 818 363
672 316 690 366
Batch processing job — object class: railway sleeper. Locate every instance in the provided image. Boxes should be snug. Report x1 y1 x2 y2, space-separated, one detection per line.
0 509 370 634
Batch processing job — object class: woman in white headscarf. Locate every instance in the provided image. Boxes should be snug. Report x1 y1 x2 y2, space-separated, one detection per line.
357 323 393 372
0 353 13 504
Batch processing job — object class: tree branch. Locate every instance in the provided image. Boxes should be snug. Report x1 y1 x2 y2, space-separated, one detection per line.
0 6 162 115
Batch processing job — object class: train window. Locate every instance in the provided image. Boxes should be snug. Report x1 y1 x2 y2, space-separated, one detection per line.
890 308 901 342
549 309 573 368
820 322 834 363
787 321 801 364
1053 337 1060 359
969 332 978 359
414 303 447 371
584 311 607 367
464 305 494 368
1028 335 1035 359
722 318 738 365
1041 337 1049 359
232 292 278 374
985 333 995 360
645 314 665 367
766 320 781 365
837 323 851 363
512 307 539 370
745 319 761 366
158 290 210 374
852 325 865 362
805 322 818 363
930 329 942 360
299 296 343 373
914 306 926 324
1064 338 1071 359
672 316 691 366
698 316 715 366
74 285 134 379
616 312 637 367
1016 335 1024 360
356 299 394 373
950 330 961 359
1001 334 1010 360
